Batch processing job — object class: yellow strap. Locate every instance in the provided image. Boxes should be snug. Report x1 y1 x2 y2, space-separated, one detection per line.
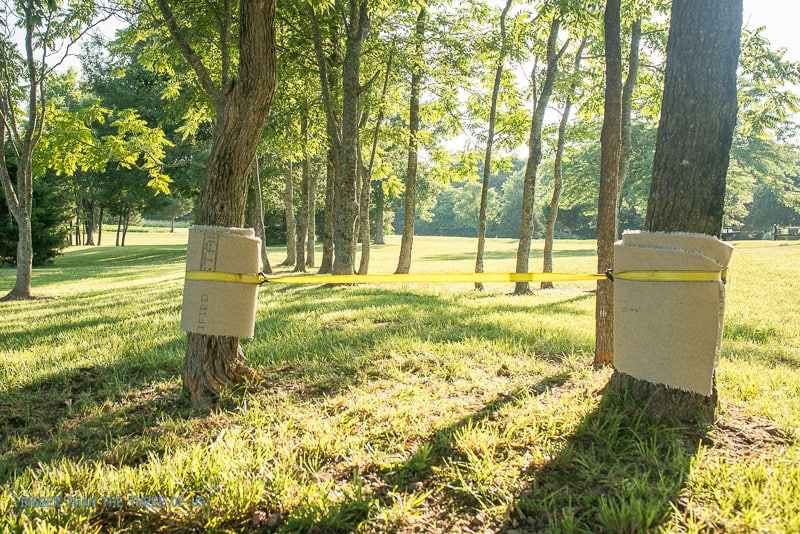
184 269 727 285
263 272 607 284
611 269 728 283
184 271 265 285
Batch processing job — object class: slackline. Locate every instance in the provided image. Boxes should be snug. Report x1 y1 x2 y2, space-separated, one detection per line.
184 269 728 285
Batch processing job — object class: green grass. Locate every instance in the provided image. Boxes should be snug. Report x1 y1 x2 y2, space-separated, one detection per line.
1 234 798 532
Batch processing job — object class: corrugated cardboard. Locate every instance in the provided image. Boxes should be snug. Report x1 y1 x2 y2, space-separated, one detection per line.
180 226 261 338
613 231 733 395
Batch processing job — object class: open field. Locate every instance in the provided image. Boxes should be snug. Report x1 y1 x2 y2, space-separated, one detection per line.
1 234 799 532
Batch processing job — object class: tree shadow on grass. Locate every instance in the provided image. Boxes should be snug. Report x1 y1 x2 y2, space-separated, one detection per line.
504 382 704 533
0 337 193 483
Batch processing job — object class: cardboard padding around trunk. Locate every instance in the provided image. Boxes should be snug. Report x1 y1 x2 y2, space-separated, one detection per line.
613 231 733 396
180 226 261 338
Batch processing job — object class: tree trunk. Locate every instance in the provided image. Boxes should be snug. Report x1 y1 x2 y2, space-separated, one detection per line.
616 19 642 221
542 40 586 290
475 0 510 291
612 0 742 423
514 17 564 295
98 207 104 245
306 164 318 267
84 199 96 246
75 200 82 246
357 148 371 274
116 214 122 246
122 209 130 246
295 113 311 272
395 8 426 275
281 161 297 266
645 0 741 235
167 0 278 408
332 1 369 276
318 148 336 274
307 4 342 275
594 0 623 367
251 157 272 274
358 54 392 274
2 206 33 301
374 185 385 245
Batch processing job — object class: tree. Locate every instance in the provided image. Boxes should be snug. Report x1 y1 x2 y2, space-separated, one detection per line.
611 0 743 422
0 0 114 300
473 0 511 291
395 7 425 274
593 0 622 366
148 0 278 407
514 14 568 294
307 0 370 276
541 39 586 290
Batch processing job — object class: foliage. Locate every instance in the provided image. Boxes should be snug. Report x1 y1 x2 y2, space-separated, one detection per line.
0 171 72 266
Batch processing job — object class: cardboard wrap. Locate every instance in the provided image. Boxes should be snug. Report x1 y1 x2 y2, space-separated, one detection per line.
180 226 261 338
613 231 733 395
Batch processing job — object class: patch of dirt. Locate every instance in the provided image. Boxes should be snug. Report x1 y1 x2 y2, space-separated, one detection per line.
705 406 793 459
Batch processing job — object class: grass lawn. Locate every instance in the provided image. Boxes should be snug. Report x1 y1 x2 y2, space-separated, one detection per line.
1 233 798 533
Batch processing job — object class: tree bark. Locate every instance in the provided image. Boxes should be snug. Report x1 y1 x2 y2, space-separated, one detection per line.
295 114 311 272
542 40 586 290
594 0 623 367
475 0 511 291
616 20 642 220
318 148 336 274
306 163 318 267
332 1 369 276
156 0 278 408
374 185 385 245
98 207 104 245
514 17 565 295
645 0 741 235
281 161 297 266
251 157 272 274
357 52 392 275
614 0 742 423
395 8 426 275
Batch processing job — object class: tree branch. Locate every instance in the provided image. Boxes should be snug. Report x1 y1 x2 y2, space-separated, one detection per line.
151 0 220 107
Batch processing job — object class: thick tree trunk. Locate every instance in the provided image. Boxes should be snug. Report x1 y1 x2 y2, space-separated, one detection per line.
475 0 510 291
645 1 741 235
174 0 277 408
594 0 623 367
281 162 297 266
613 0 742 423
395 8 425 275
332 1 369 276
514 17 564 295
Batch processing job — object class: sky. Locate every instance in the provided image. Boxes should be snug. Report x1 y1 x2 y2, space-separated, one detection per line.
742 0 800 61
